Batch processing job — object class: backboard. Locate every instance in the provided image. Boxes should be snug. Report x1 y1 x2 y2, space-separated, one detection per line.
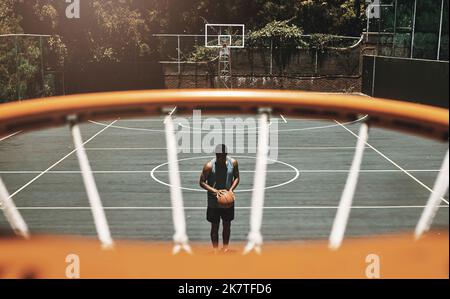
205 24 245 48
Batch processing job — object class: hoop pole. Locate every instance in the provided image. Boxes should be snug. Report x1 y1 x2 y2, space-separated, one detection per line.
0 177 29 238
164 115 192 255
415 149 449 239
329 122 369 250
70 120 114 249
244 112 270 255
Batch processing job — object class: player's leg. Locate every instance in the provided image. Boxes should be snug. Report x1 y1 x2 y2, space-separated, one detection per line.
207 207 220 249
210 221 220 249
221 206 234 252
222 220 231 251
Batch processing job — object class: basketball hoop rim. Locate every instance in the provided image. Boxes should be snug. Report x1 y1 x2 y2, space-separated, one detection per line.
0 89 447 141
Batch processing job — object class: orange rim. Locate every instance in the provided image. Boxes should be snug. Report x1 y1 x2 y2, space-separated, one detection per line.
0 89 448 141
0 232 447 279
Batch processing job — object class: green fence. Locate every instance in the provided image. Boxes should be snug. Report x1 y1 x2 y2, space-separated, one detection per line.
363 55 449 108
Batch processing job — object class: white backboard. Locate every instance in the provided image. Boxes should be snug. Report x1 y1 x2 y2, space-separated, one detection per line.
205 24 245 48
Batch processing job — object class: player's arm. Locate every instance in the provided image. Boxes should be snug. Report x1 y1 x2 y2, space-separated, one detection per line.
199 162 221 196
229 159 240 192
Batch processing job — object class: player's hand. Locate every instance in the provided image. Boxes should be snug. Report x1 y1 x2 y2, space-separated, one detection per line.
216 189 227 199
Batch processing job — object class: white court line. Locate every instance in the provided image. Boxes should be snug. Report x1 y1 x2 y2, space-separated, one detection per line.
336 120 450 205
89 115 368 133
168 106 177 117
119 116 367 123
83 147 358 150
0 169 442 174
0 131 21 142
7 120 118 200
117 117 332 122
280 115 287 123
4 205 449 210
163 107 177 124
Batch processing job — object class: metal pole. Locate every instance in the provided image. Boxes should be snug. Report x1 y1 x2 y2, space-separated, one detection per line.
315 49 318 75
392 0 398 55
62 59 66 95
371 56 377 97
367 13 370 42
437 0 444 60
410 0 417 58
269 38 273 75
40 36 45 96
15 36 20 101
177 35 181 75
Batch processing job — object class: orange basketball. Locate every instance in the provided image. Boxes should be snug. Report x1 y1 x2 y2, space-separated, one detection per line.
217 191 235 208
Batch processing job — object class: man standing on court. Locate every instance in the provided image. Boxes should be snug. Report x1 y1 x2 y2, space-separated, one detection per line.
199 144 240 253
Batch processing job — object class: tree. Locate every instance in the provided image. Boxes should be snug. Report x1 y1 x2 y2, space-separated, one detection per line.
248 20 306 74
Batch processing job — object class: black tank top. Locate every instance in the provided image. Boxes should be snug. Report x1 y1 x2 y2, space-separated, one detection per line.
207 158 234 208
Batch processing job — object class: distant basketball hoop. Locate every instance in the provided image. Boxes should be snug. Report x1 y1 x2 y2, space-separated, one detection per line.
205 24 244 89
205 24 245 48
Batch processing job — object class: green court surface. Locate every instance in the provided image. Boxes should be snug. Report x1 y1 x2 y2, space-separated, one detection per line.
0 115 448 242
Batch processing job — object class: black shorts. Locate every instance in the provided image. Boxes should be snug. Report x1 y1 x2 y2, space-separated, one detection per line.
207 206 235 223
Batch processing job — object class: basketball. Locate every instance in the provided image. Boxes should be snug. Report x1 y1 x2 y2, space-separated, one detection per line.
217 190 235 208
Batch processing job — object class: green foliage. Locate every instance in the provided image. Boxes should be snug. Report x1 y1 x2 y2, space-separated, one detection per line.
248 20 306 74
307 34 336 51
0 0 447 101
0 0 22 35
47 35 68 67
248 20 305 47
0 37 46 102
90 1 148 62
189 46 217 62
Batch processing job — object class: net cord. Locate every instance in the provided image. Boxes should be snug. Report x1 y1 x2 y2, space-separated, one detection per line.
243 113 270 254
415 149 449 239
70 121 114 249
329 122 369 250
164 116 192 255
0 177 29 238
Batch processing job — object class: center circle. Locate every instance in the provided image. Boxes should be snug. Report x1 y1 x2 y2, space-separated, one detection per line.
178 120 273 133
89 115 367 133
150 155 300 193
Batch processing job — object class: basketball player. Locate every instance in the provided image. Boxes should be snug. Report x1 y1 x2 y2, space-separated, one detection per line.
199 144 240 253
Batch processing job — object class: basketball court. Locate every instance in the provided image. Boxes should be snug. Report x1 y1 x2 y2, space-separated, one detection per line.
1 109 448 241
